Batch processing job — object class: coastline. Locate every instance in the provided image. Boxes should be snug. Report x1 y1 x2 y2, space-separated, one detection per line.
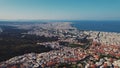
71 21 120 33
0 22 120 68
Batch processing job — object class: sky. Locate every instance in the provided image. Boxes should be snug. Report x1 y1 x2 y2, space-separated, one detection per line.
0 0 120 20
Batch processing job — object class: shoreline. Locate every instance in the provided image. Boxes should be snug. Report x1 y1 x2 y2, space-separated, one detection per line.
0 22 120 68
70 21 120 33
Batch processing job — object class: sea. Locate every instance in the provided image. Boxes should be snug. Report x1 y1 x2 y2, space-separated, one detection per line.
71 21 120 33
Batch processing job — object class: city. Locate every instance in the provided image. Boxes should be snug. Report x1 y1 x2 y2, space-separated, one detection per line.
0 0 120 68
0 22 120 68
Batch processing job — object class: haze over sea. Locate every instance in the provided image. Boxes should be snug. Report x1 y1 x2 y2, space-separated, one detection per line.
71 21 120 33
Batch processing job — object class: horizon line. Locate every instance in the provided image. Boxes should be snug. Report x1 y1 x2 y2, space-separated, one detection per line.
0 19 120 22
